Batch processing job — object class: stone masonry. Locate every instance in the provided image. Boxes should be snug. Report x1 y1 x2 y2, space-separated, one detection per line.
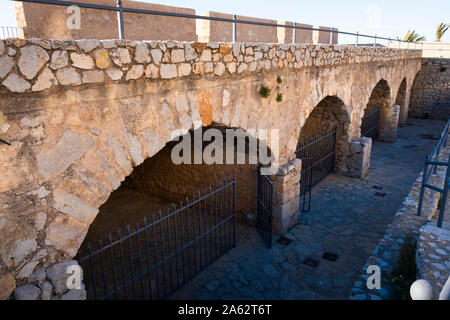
0 37 421 298
409 58 450 120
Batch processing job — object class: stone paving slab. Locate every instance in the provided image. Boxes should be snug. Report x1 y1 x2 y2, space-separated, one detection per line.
171 118 446 300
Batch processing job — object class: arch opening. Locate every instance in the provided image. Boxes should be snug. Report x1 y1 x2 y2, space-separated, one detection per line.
361 79 392 140
296 96 351 199
395 78 407 126
76 124 275 300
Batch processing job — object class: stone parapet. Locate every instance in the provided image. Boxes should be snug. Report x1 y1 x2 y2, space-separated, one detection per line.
271 158 302 233
345 137 372 178
0 38 422 94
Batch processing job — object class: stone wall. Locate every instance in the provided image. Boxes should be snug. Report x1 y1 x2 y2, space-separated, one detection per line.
0 37 421 298
409 58 450 120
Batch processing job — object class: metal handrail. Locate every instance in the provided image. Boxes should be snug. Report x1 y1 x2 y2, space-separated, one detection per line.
417 118 450 228
13 0 421 47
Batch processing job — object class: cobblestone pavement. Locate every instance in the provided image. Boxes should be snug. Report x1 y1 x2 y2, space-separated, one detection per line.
170 118 446 300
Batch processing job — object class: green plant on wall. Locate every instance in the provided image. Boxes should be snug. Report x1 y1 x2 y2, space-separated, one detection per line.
276 93 283 103
277 75 283 84
390 236 418 300
259 85 271 98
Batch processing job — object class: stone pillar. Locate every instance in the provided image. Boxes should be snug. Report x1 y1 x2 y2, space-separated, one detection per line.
12 260 86 300
345 137 372 178
271 158 302 233
400 91 410 126
379 104 400 143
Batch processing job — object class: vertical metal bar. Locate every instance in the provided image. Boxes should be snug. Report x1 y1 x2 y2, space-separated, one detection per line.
417 156 429 216
232 14 237 43
135 223 145 299
197 191 203 268
209 186 213 263
117 0 125 40
165 208 174 291
108 234 118 300
151 215 161 299
158 210 167 297
98 240 108 299
126 225 136 300
203 189 208 262
117 230 127 300
179 201 186 283
293 23 296 44
233 176 237 248
374 35 377 47
356 31 359 47
214 183 218 258
437 155 450 228
87 243 98 300
192 195 198 273
186 196 192 278
143 217 153 300
172 204 180 288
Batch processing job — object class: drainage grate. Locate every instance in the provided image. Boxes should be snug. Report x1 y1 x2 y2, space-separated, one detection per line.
373 185 383 191
303 257 319 268
375 192 386 197
322 252 339 262
277 236 293 246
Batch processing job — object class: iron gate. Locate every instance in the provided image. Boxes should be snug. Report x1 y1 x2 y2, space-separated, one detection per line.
361 108 381 140
76 177 236 300
257 171 273 249
295 128 337 212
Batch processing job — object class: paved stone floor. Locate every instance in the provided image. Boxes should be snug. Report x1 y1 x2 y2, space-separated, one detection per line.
170 118 446 300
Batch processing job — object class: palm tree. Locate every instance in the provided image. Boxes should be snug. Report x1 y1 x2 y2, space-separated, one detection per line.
436 23 449 42
402 30 426 42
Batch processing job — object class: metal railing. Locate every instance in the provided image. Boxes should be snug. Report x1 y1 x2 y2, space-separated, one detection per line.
361 107 381 140
13 0 423 48
77 177 237 300
417 118 450 228
257 170 273 249
296 128 337 212
1 26 20 39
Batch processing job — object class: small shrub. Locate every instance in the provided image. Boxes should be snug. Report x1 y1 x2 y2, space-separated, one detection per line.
390 236 417 300
259 85 271 98
440 66 447 73
276 93 283 102
277 75 283 84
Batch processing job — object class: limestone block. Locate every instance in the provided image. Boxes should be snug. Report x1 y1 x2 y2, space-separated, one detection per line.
82 70 104 84
32 67 58 92
134 43 151 64
77 40 100 53
125 65 144 80
18 45 50 79
53 188 98 222
171 49 185 63
0 55 14 79
70 53 94 70
106 68 123 81
94 49 110 69
49 50 69 70
2 74 30 92
178 63 192 77
145 64 159 79
56 67 81 86
13 285 41 300
160 64 177 79
151 49 163 65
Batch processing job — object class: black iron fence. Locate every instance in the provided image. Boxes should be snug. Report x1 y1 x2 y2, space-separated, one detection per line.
14 0 422 47
417 118 450 228
361 108 381 140
77 177 236 300
296 128 337 212
257 172 273 249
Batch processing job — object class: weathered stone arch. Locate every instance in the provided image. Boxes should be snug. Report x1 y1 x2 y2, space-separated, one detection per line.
297 95 351 174
395 78 408 126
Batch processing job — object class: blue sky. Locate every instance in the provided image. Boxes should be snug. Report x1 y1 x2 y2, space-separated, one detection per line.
1 0 449 43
